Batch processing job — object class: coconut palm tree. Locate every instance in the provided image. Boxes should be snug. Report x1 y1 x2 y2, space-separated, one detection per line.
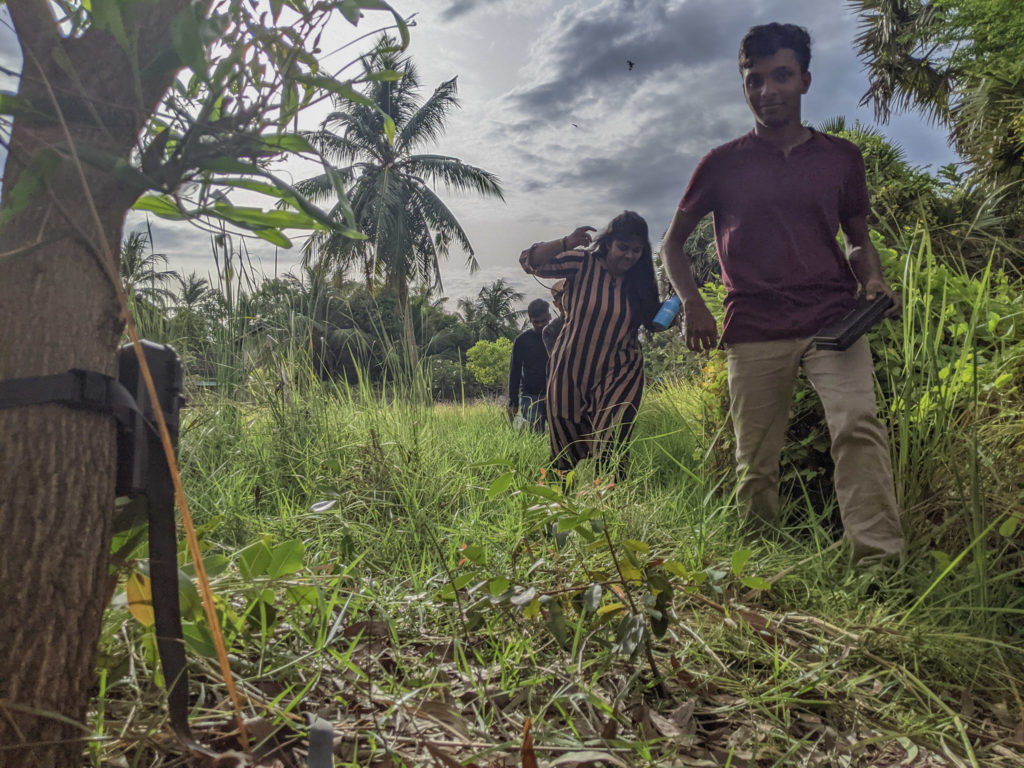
174 272 211 312
120 231 179 336
120 231 179 307
295 37 505 361
457 279 525 342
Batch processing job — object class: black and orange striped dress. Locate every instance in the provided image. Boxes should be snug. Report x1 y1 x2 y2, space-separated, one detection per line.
520 248 645 471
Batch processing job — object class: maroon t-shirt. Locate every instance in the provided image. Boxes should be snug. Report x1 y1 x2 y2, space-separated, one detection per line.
679 129 869 344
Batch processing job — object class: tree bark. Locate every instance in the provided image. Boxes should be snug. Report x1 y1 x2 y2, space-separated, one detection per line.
0 2 191 764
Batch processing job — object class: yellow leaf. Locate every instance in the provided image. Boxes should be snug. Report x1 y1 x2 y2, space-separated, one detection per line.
596 602 627 616
126 572 155 627
619 563 643 582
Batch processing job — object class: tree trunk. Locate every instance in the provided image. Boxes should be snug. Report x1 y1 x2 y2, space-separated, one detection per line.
0 2 190 764
0 242 121 767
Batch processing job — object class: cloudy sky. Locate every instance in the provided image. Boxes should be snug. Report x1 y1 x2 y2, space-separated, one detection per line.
1 0 957 305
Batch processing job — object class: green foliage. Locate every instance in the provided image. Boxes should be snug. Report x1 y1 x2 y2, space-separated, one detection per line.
457 278 526 341
850 0 1024 190
91 327 1024 763
465 337 512 388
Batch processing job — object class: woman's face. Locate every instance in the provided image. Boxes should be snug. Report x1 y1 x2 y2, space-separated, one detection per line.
605 237 644 276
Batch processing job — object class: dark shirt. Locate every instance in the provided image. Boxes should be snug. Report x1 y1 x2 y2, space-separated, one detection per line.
508 329 548 406
678 129 869 344
542 315 564 354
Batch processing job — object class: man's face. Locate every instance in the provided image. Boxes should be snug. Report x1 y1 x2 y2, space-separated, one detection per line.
531 312 551 333
742 48 811 129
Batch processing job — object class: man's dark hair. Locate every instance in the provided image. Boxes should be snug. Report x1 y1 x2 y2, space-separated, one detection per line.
739 23 811 72
527 298 550 319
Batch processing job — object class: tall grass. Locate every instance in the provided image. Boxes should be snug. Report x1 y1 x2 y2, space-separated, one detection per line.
93 225 1024 766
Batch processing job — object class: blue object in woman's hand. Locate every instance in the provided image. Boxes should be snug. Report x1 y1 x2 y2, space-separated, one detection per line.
652 295 682 331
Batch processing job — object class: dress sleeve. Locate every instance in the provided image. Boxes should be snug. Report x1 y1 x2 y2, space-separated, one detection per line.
520 248 586 279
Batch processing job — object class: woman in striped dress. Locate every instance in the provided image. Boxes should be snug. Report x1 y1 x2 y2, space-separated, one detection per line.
520 211 660 474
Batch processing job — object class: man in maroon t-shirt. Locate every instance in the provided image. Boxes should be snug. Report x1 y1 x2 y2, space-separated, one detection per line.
662 22 904 563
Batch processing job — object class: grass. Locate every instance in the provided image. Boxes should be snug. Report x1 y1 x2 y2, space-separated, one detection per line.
85 229 1024 766
90 369 1024 767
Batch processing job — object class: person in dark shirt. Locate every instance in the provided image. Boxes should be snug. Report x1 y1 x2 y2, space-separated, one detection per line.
507 298 551 432
662 23 903 564
542 279 568 355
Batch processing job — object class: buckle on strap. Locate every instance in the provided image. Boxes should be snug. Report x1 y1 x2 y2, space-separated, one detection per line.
71 368 112 410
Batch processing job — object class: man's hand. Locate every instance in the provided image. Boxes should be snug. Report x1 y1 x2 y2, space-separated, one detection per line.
683 298 719 352
565 226 596 250
862 278 902 318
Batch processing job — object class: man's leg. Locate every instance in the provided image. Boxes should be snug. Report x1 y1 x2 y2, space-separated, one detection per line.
520 393 542 430
727 340 804 531
802 337 904 562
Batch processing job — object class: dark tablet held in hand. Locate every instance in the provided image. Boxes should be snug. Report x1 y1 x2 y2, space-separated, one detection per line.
813 294 894 351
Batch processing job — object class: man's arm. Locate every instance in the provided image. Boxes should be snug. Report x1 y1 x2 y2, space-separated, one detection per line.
663 208 719 351
841 215 901 315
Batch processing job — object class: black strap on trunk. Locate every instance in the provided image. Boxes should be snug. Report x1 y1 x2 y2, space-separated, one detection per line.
0 368 138 422
0 350 213 756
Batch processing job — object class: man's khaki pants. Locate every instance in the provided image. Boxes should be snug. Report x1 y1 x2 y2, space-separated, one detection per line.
726 336 904 562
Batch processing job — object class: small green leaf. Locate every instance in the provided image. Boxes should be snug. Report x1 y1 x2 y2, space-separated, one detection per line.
253 228 293 248
91 0 130 53
730 548 753 577
177 571 203 620
486 471 514 499
461 545 486 565
545 601 569 645
238 540 273 579
182 621 217 657
384 115 396 145
998 515 1019 538
0 148 61 221
488 576 510 597
268 539 305 578
740 576 771 591
522 597 541 619
133 194 187 220
662 560 691 579
452 573 474 590
286 585 322 609
520 484 563 502
171 4 206 73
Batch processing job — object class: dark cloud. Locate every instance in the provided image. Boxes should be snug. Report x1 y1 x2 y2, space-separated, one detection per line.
506 0 754 117
439 0 489 23
474 0 953 255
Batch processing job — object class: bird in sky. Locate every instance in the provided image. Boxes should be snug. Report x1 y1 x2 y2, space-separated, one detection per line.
627 60 635 70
